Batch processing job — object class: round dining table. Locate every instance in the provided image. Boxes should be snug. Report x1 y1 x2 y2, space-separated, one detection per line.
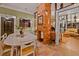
3 32 36 56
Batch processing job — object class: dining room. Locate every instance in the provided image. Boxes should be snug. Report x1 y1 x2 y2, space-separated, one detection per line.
0 3 38 56
1 3 79 56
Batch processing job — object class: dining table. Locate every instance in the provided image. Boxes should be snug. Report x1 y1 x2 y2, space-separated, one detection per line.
3 31 37 56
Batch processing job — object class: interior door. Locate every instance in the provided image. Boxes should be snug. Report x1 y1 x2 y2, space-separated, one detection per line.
1 17 5 36
1 17 14 36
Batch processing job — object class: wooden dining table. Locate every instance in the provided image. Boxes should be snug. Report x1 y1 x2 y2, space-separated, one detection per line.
3 32 36 56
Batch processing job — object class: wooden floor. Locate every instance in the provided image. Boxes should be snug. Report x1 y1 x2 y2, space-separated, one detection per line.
3 46 33 56
3 36 79 56
2 28 79 56
36 34 79 56
2 36 79 56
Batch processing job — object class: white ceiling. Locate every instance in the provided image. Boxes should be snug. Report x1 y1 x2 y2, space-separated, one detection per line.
0 3 56 15
0 3 72 15
0 3 39 15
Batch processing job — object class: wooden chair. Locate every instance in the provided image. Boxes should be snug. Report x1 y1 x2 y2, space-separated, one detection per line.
20 42 35 56
50 31 62 42
0 33 11 56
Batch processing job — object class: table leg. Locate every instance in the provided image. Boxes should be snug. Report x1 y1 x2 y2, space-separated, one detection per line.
15 47 18 56
11 46 18 56
16 46 21 56
20 46 22 56
11 46 14 56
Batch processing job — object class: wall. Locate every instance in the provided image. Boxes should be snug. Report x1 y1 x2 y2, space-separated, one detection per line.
36 3 51 44
0 7 34 34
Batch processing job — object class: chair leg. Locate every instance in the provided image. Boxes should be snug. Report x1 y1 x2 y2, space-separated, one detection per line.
0 49 3 56
33 51 35 56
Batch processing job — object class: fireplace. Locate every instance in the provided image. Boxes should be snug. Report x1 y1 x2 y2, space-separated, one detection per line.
37 31 44 42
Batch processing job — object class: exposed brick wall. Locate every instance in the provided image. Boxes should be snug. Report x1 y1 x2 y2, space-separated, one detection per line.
36 3 51 44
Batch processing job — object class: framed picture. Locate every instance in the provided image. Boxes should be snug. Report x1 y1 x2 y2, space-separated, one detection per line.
37 15 43 25
19 18 31 28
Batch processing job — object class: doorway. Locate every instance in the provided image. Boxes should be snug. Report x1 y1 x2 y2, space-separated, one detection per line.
55 5 79 54
59 13 79 42
1 16 14 36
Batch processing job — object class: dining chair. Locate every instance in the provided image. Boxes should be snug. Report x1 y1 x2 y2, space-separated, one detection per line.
0 33 11 56
20 42 35 56
0 41 3 55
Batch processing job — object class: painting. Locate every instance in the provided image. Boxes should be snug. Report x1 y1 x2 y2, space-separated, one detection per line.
19 18 31 28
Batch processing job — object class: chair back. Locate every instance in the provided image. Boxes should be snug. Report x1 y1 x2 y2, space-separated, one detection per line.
0 33 10 56
1 33 7 42
0 33 7 54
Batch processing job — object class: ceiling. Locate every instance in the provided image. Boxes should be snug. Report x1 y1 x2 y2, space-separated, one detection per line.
0 3 56 15
0 3 72 15
0 3 39 15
